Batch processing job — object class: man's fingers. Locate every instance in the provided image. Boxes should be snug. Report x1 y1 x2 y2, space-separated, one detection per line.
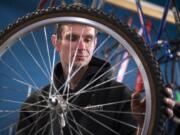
166 108 174 118
131 92 141 100
131 92 145 127
165 87 174 98
163 98 175 109
131 92 141 106
140 98 146 104
163 96 175 118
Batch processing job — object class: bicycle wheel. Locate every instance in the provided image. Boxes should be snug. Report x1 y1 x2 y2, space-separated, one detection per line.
0 5 167 135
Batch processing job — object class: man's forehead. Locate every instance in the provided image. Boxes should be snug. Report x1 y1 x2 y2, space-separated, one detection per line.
62 24 96 34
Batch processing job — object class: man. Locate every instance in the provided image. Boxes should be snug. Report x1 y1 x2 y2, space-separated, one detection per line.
16 23 174 135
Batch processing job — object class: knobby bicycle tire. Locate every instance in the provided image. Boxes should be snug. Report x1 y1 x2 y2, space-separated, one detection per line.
0 5 167 135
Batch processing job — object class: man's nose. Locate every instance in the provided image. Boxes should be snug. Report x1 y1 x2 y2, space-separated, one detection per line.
78 39 86 50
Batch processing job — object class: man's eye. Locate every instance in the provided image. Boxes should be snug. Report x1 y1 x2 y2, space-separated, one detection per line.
66 35 79 42
84 38 92 43
71 35 79 42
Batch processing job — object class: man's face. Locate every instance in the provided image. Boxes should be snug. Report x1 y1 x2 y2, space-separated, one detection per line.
57 24 97 68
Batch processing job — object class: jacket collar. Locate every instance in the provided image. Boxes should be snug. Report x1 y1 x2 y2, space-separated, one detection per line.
53 57 111 91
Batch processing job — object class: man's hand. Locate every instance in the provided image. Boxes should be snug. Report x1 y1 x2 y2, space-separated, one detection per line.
131 87 175 129
131 92 145 128
164 87 175 118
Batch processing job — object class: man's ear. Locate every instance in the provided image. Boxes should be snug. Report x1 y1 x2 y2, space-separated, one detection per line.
51 34 61 52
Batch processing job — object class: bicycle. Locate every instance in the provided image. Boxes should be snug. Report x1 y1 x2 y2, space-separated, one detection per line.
0 0 178 135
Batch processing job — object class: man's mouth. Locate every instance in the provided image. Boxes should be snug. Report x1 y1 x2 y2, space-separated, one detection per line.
77 55 87 57
76 55 87 60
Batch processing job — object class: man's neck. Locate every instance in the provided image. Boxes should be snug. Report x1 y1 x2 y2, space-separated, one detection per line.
61 63 88 90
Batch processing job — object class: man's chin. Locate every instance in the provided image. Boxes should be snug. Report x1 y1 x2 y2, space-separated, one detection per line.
73 61 88 68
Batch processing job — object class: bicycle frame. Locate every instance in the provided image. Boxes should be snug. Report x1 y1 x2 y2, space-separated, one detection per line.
135 0 174 47
135 0 180 96
135 0 180 87
136 0 179 64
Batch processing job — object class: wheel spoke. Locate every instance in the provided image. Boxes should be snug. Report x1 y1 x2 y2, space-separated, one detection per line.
0 57 27 83
7 47 39 89
31 31 51 77
69 60 135 101
68 103 120 135
14 109 50 135
19 38 50 81
43 26 52 73
0 99 48 108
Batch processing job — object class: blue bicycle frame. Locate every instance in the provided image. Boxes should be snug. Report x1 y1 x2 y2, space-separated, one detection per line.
135 0 173 49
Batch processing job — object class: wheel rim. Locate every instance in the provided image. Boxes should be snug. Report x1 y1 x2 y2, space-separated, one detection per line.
0 15 155 135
